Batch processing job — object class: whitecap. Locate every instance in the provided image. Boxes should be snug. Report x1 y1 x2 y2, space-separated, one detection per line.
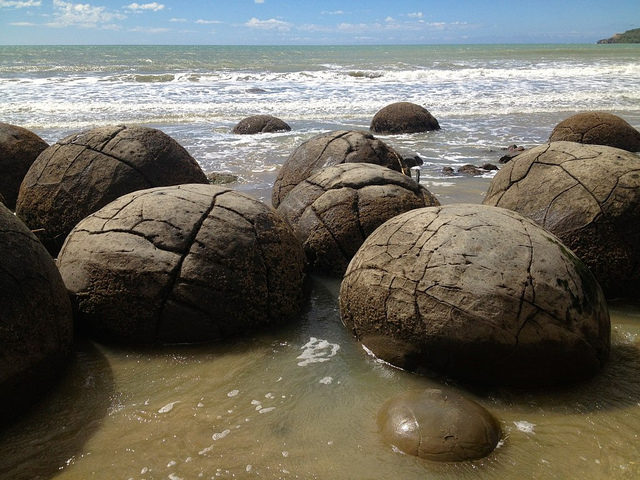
514 420 536 433
297 337 340 366
158 401 180 414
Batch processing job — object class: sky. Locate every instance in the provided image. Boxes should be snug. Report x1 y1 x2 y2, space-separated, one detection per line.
0 0 638 45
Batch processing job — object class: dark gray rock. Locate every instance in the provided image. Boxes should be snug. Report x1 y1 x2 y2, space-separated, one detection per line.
207 172 239 185
57 184 306 344
549 112 640 152
0 122 48 210
370 102 440 134
481 163 499 171
16 125 208 256
457 164 483 176
340 203 610 386
442 166 455 176
272 130 408 208
277 163 439 275
232 115 291 134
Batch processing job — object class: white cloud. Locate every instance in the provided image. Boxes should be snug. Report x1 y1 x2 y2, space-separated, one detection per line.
407 12 423 18
169 17 186 22
245 17 291 31
385 16 394 22
195 19 222 24
321 10 343 15
254 0 264 3
129 25 169 33
47 0 125 28
0 0 41 7
10 21 36 25
125 2 164 12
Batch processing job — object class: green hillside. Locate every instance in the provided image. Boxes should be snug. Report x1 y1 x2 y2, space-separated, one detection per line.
597 28 640 44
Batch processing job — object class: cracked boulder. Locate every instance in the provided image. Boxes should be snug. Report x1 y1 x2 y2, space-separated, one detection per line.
16 125 208 256
0 122 48 211
277 163 439 275
340 203 610 386
271 130 408 208
0 203 73 423
378 389 501 462
232 115 291 134
370 102 440 134
549 112 640 152
484 141 640 297
57 184 306 344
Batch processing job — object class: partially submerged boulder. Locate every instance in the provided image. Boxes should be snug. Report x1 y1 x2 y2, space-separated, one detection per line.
549 112 640 152
370 102 440 134
272 130 408 208
57 184 305 344
0 122 48 210
484 141 640 297
232 115 291 134
277 163 439 275
16 125 208 256
378 389 501 462
0 204 73 423
340 204 610 386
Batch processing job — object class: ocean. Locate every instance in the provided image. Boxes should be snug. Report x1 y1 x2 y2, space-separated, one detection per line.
1 44 640 480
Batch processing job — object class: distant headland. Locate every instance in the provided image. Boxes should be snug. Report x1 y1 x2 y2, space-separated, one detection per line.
597 27 640 44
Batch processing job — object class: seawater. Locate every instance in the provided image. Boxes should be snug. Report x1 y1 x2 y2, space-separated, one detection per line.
0 44 640 480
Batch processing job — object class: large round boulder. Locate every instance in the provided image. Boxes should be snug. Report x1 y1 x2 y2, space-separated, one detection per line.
272 130 408 208
370 102 440 134
16 125 208 256
340 204 610 386
277 163 439 275
483 141 640 297
57 184 305 344
549 112 640 152
0 204 73 423
232 115 291 134
378 389 501 462
0 122 48 210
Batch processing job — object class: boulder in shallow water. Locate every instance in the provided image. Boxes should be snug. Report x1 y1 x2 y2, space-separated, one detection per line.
340 203 610 386
378 389 501 462
232 115 291 134
484 141 640 298
0 204 73 423
272 130 408 208
277 163 439 275
16 125 208 256
0 122 48 210
370 102 440 134
57 184 305 344
549 112 640 152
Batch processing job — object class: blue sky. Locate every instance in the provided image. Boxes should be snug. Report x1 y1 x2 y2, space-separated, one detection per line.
0 0 638 44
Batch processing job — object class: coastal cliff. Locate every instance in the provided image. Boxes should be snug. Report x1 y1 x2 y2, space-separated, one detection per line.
598 27 640 43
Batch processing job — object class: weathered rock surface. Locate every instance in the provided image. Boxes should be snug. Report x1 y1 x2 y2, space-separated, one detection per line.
499 145 526 164
340 203 610 386
277 163 439 275
232 115 291 134
0 122 48 210
0 204 73 423
207 172 239 185
272 130 408 208
16 125 208 256
370 102 440 134
378 389 501 462
484 141 640 297
549 112 640 152
57 184 305 344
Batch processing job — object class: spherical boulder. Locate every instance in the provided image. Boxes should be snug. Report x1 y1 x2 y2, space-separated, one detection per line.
549 112 640 152
57 184 305 344
0 204 73 423
370 102 440 134
378 389 501 462
232 115 291 134
16 125 209 256
277 163 439 275
340 204 610 386
0 122 48 210
272 130 408 208
483 141 640 297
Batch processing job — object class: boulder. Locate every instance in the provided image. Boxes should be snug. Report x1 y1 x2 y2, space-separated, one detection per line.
378 389 501 462
0 122 48 210
499 145 526 164
57 184 305 344
0 204 73 423
340 204 610 386
272 130 408 208
277 163 439 275
16 125 208 256
207 172 239 185
232 115 291 134
457 164 483 176
484 141 640 297
549 112 640 152
370 102 440 134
